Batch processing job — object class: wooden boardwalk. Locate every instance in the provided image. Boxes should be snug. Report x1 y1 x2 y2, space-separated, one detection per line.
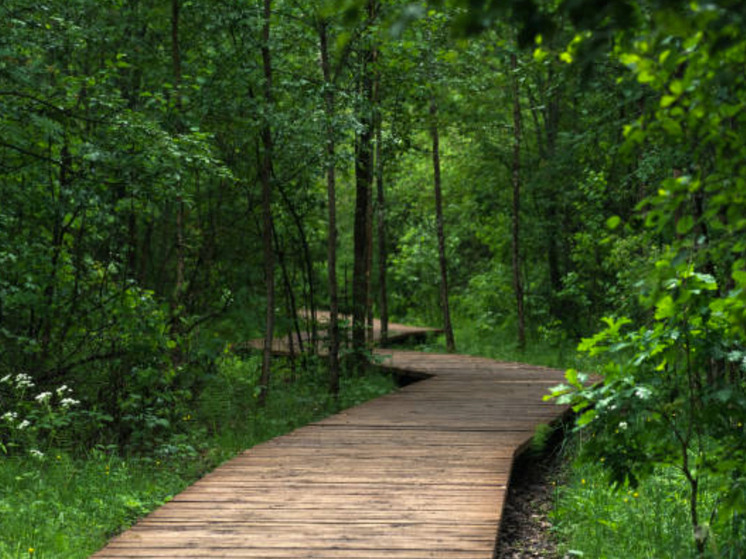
93 326 568 558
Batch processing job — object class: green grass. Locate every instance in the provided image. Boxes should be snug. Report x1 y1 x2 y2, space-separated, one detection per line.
0 450 198 558
552 459 695 558
0 360 397 558
551 441 746 558
402 320 585 370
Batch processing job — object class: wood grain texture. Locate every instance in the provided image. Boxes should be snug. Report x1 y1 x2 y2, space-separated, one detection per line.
92 325 568 558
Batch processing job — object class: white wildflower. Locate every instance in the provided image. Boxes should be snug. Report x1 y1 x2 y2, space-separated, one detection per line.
29 449 45 459
35 391 53 404
60 397 80 409
0 374 11 384
619 421 628 431
56 384 70 395
14 373 34 389
2 411 18 422
17 419 31 430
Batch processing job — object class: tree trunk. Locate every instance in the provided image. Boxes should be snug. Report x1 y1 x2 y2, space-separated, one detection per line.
170 0 186 367
429 97 456 353
273 222 303 355
366 33 380 346
172 0 184 297
352 0 376 372
375 99 388 346
275 182 317 353
318 19 340 397
510 52 526 351
259 0 275 406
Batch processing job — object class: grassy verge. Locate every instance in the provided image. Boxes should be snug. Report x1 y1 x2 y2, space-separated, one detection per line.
401 321 585 370
0 358 397 558
550 437 746 558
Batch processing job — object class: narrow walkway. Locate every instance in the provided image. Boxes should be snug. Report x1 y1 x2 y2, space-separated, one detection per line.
93 325 568 558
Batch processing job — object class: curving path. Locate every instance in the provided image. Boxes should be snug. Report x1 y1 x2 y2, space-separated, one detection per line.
92 324 569 558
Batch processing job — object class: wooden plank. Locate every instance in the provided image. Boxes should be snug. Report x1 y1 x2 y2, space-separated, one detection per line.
92 322 569 558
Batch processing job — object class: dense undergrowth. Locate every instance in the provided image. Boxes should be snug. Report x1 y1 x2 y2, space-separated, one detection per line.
551 436 746 559
0 355 396 558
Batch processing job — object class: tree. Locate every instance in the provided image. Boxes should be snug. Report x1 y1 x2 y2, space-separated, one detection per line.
318 15 341 396
509 49 525 351
259 0 276 406
429 94 456 353
545 3 746 553
351 0 378 370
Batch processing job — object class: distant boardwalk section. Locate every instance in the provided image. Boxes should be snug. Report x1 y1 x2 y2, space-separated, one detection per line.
92 325 568 558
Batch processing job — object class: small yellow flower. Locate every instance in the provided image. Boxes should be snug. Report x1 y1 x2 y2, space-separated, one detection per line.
738 422 743 428
600 457 605 462
633 492 639 498
581 478 586 485
28 548 35 554
624 498 629 503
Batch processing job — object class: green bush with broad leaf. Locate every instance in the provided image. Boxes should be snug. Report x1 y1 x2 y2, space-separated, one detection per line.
550 3 746 555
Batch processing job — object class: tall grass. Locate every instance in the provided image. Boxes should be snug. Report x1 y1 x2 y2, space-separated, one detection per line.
408 320 585 370
551 439 746 558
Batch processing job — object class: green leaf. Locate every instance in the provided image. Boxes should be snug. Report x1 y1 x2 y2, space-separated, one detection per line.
575 404 597 429
566 368 583 389
669 80 684 95
676 215 694 234
733 270 746 286
606 215 622 230
655 295 676 320
620 53 640 67
660 95 677 108
661 118 683 137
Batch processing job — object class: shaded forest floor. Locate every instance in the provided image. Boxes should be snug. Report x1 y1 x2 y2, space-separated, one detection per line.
495 430 567 558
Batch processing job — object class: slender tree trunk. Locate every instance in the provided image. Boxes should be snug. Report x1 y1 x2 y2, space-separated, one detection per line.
273 223 303 355
353 118 372 369
510 52 526 351
275 182 317 352
366 34 380 346
318 19 340 397
429 97 455 353
375 101 388 346
168 0 187 369
172 0 185 304
259 0 275 406
352 1 376 372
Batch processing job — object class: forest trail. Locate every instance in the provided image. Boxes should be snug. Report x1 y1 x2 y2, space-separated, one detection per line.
92 324 569 558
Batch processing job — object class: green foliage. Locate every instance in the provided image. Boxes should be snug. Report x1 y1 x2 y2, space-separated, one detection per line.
551 457 733 558
0 449 195 559
541 1 746 553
